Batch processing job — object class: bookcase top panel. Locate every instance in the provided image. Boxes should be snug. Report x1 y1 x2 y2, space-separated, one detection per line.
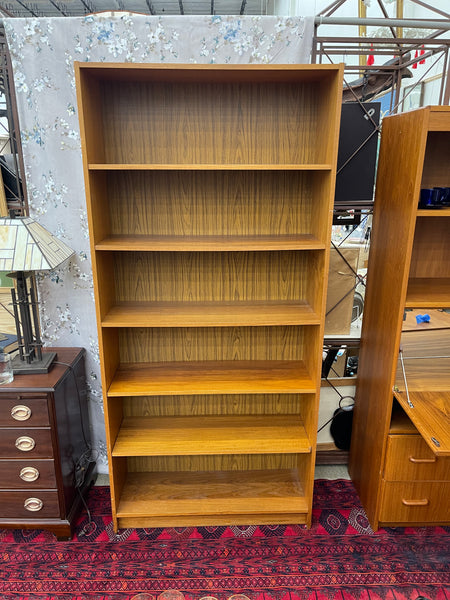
382 105 450 132
75 61 343 83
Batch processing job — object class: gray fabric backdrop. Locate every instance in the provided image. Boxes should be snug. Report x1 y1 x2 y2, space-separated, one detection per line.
5 13 314 471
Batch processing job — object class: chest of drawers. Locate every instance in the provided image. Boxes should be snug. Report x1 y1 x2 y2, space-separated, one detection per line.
378 432 450 526
0 348 96 539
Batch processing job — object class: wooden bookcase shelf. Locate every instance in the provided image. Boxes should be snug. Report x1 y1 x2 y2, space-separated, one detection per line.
88 164 334 170
76 62 343 530
112 415 311 456
116 470 309 527
349 106 450 530
101 301 321 328
107 359 317 396
95 235 327 251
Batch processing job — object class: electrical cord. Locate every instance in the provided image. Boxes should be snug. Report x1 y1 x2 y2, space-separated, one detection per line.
317 394 355 434
76 483 92 529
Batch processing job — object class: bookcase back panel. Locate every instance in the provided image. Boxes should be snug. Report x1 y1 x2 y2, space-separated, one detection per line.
104 171 327 239
99 81 325 165
410 219 450 278
127 454 302 472
117 325 317 363
395 328 450 392
122 394 304 417
421 132 450 188
113 250 324 307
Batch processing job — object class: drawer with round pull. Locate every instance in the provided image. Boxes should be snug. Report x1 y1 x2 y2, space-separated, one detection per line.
0 459 56 488
0 396 50 427
0 490 60 519
379 480 450 525
384 434 450 481
0 428 53 458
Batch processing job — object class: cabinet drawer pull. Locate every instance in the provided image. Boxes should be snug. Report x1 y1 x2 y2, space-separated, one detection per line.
15 436 36 452
24 497 43 512
11 405 32 421
409 455 436 464
401 498 429 507
19 467 40 482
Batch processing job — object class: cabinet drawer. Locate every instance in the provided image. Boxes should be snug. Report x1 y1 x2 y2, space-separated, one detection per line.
0 428 53 458
0 459 56 488
384 435 450 481
0 490 60 519
0 396 50 427
379 481 450 525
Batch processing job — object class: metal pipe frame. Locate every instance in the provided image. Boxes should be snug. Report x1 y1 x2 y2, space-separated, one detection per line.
316 36 449 46
311 0 450 113
315 16 450 29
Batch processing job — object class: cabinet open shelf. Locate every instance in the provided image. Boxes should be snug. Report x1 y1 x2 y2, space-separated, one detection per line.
107 360 316 397
389 403 418 434
112 415 311 456
76 62 343 529
406 278 450 307
417 208 450 217
116 469 309 526
101 301 321 328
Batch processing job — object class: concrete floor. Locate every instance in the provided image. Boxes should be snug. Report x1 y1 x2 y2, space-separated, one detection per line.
314 464 350 479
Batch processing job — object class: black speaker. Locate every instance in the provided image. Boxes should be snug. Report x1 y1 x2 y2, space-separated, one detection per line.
334 102 380 208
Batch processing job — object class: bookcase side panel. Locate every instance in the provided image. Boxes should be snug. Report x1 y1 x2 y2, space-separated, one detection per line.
349 109 430 527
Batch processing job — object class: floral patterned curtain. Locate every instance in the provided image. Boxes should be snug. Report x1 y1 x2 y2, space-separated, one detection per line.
4 14 314 472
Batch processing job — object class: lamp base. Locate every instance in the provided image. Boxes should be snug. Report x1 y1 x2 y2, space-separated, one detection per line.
11 352 57 375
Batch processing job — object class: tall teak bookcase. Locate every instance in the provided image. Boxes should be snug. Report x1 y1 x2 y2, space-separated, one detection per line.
349 106 450 530
75 63 343 530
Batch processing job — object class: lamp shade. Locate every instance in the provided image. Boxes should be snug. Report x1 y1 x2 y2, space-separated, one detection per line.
0 216 74 272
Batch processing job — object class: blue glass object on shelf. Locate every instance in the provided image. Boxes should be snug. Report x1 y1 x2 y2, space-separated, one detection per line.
439 187 450 205
415 313 430 324
418 187 450 209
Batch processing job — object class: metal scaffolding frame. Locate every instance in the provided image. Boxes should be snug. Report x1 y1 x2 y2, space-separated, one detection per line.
313 2 450 108
0 28 26 215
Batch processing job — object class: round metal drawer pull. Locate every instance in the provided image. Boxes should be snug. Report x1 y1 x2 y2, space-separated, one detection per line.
24 497 44 512
11 405 32 421
15 436 36 452
19 467 40 482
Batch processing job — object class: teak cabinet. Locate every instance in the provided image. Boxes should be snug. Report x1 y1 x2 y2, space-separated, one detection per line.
75 63 343 530
0 348 95 539
349 106 450 530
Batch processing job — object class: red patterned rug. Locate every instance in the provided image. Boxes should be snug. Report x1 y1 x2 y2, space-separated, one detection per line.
1 480 449 600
